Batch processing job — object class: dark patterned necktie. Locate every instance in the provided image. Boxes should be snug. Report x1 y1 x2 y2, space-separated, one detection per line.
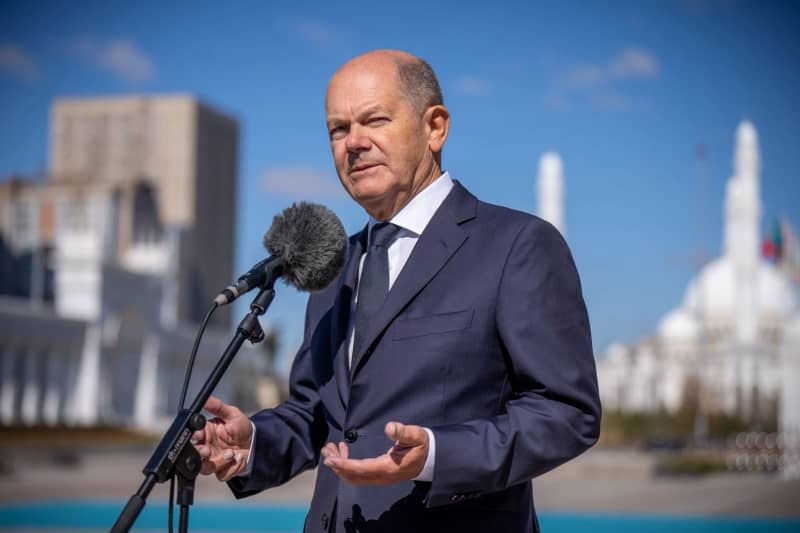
353 222 401 360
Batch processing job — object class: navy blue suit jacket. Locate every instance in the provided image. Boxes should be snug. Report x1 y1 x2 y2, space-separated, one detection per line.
229 181 601 533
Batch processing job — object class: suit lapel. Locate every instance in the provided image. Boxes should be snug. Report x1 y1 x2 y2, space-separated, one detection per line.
349 182 477 378
330 229 366 407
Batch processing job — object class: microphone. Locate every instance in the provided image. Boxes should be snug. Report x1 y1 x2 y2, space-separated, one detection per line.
214 202 348 305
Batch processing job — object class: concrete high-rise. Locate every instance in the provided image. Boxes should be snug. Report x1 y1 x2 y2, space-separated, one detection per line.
49 95 238 325
0 95 261 429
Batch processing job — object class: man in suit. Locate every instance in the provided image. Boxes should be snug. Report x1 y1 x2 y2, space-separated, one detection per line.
194 50 601 533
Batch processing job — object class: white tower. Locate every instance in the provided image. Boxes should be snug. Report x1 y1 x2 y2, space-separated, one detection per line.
725 121 761 275
537 152 566 237
726 122 761 345
724 120 762 418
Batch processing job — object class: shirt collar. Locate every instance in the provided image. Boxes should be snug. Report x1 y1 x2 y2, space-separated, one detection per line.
367 171 454 242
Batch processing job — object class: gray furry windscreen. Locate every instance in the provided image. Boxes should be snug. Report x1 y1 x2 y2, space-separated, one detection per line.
263 203 348 292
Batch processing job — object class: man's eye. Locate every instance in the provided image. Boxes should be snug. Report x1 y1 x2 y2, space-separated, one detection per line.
329 127 347 140
368 117 389 126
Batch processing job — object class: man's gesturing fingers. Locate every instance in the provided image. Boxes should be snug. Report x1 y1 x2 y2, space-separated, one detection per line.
200 397 252 446
322 422 428 485
193 396 253 479
215 450 245 481
386 422 427 448
325 455 394 484
204 395 240 421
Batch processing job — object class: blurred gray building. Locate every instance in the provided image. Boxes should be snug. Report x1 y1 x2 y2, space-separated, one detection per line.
49 95 237 326
0 95 263 430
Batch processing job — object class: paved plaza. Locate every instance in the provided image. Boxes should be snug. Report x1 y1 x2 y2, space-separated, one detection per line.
1 444 798 519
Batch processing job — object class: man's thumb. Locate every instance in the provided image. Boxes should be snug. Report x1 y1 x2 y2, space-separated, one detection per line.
204 395 237 420
386 422 426 446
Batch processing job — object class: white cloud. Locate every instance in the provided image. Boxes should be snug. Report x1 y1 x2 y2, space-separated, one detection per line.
562 47 660 88
611 48 659 78
552 47 659 112
71 38 155 83
543 92 570 112
589 91 632 111
0 45 39 81
261 166 347 201
452 75 492 96
292 20 348 45
562 65 606 89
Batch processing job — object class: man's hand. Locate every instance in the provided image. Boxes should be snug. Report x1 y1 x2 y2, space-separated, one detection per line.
321 422 429 485
192 395 253 482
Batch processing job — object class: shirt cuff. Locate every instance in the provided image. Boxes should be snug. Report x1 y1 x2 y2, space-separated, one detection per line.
236 420 257 478
412 427 435 482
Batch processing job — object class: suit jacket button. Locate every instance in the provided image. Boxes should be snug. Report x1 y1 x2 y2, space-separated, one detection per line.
344 429 358 443
321 513 329 529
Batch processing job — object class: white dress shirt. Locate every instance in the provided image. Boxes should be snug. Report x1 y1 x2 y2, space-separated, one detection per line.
346 172 453 482
241 172 454 481
347 172 455 367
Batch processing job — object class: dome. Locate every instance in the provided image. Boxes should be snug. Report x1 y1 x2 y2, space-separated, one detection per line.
756 262 796 317
683 257 736 315
605 342 629 362
682 255 796 319
658 308 699 341
600 342 631 370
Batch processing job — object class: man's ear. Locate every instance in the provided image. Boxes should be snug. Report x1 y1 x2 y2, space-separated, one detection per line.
424 105 450 155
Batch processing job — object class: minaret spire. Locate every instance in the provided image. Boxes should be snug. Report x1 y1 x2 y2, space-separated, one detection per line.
537 152 566 237
725 120 763 418
724 120 762 266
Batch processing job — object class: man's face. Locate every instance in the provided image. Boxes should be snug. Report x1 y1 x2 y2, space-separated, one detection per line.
325 61 433 220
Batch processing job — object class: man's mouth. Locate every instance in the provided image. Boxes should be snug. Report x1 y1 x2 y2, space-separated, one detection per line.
350 163 380 174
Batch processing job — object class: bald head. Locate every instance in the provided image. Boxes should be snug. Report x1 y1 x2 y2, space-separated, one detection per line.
330 50 443 116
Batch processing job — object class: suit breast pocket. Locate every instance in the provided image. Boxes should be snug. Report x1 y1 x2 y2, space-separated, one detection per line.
392 309 474 340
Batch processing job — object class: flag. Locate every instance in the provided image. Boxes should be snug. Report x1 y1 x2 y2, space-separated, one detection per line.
762 220 782 262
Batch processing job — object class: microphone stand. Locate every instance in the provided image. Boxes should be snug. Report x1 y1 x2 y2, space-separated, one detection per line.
110 282 277 533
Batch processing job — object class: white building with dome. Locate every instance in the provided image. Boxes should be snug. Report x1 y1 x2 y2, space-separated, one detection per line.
597 121 799 457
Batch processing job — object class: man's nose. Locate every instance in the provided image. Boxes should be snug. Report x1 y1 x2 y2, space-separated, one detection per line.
345 125 371 153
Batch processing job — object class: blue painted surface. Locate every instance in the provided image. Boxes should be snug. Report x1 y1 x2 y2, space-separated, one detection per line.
0 501 305 531
1 502 799 532
540 513 800 533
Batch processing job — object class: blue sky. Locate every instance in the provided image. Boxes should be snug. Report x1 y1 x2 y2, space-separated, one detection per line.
1 0 799 372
